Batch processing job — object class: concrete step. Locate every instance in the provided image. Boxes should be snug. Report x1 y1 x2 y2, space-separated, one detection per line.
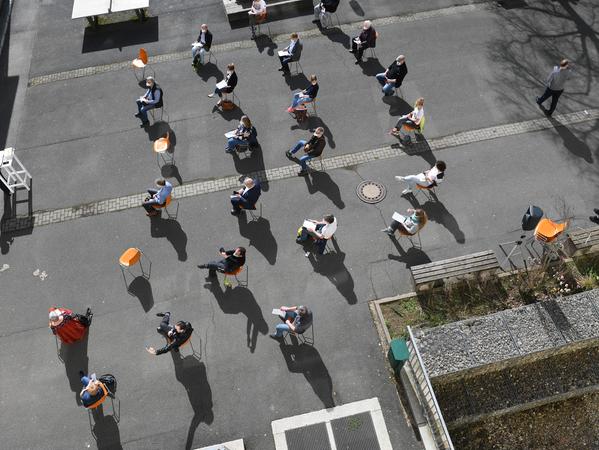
223 0 314 27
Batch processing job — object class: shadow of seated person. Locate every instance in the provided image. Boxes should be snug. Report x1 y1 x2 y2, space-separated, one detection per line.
303 171 345 209
126 276 154 312
149 215 188 261
92 412 123 450
237 212 277 265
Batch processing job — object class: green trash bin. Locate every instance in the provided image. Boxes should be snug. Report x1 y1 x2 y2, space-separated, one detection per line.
388 338 409 370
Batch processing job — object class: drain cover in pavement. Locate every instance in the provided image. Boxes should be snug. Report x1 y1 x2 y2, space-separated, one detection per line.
356 181 386 204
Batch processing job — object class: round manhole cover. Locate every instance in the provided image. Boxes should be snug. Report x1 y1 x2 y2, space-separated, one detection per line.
356 181 387 204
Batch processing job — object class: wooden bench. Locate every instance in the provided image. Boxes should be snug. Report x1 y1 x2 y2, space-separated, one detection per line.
563 226 599 257
410 250 500 291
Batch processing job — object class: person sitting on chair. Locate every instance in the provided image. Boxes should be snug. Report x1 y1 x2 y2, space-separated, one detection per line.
287 74 319 113
349 20 377 64
146 312 194 355
49 306 93 345
313 0 340 29
381 208 427 236
248 0 267 40
225 115 257 154
278 33 302 74
208 63 238 107
191 23 213 68
286 127 325 176
79 372 105 407
270 305 312 340
297 214 337 255
376 55 407 96
135 76 163 127
229 177 261 215
390 97 424 144
198 247 246 279
395 160 446 195
142 178 173 217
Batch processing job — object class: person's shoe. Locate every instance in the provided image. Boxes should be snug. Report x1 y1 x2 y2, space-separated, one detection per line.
134 112 142 118
298 170 309 176
79 370 85 377
348 49 354 53
544 110 552 117
535 96 541 105
86 307 92 317
590 216 599 225
304 251 311 257
207 93 215 98
155 312 168 317
285 150 293 158
216 100 222 107
594 208 599 215
354 59 361 65
140 121 150 128
197 264 207 269
395 176 404 182
401 188 412 195
156 327 163 333
269 334 283 340
278 67 286 71
146 210 159 216
231 209 240 215
381 228 394 236
312 19 321 24
287 106 295 113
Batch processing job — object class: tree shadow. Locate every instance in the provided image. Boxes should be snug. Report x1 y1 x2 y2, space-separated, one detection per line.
127 276 154 312
386 236 432 268
359 57 385 77
170 352 214 450
59 333 89 406
278 342 335 408
237 212 278 265
303 171 345 209
283 72 310 91
255 34 278 56
308 238 357 304
149 215 188 261
91 409 123 450
195 62 224 83
204 284 268 353
415 199 466 244
548 117 594 163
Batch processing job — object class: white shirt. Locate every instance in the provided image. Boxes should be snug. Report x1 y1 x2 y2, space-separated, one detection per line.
410 106 424 122
392 212 418 234
424 166 442 185
251 0 266 13
320 218 337 239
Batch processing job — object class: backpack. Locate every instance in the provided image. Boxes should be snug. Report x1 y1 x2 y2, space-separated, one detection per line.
99 374 117 395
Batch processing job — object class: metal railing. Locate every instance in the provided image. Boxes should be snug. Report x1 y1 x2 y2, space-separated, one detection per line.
407 326 454 450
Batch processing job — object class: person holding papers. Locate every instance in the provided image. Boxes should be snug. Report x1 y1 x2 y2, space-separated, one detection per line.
287 74 319 113
142 178 173 217
286 127 325 176
313 0 340 29
208 63 238 107
278 33 302 74
349 20 377 64
225 115 257 153
191 23 213 68
381 208 427 237
134 76 163 127
248 0 267 39
297 214 337 255
270 305 313 340
229 177 261 215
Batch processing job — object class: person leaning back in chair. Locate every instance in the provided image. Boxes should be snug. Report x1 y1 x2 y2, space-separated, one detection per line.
142 178 173 217
146 312 194 356
381 208 427 236
197 247 246 279
135 76 163 127
390 97 424 144
270 305 313 340
395 160 446 195
191 23 213 68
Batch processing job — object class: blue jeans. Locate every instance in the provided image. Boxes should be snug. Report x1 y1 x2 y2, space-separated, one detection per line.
289 140 313 171
279 55 292 71
275 311 297 336
537 87 563 115
136 100 155 122
375 73 395 95
214 86 232 97
291 93 313 109
226 136 257 152
80 375 103 407
192 47 207 65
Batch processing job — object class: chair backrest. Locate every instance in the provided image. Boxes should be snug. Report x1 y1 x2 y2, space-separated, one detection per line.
534 218 568 242
86 383 108 410
257 10 267 23
418 115 426 132
139 48 148 64
119 248 141 267
225 266 243 276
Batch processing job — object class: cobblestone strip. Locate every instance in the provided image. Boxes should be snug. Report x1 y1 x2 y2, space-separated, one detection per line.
27 3 489 87
2 108 596 232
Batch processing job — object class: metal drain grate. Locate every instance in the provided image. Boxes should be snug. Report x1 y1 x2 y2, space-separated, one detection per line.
356 181 386 204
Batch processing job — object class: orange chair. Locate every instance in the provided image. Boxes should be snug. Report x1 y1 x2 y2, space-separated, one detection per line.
132 48 154 81
119 247 151 283
397 227 423 249
534 218 568 243
85 383 108 410
153 132 173 166
151 193 178 219
415 183 437 201
223 265 248 288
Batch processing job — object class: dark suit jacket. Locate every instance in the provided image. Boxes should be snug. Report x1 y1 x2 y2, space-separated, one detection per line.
286 40 302 62
358 27 377 49
226 71 238 90
196 30 213 52
322 0 340 13
239 181 261 208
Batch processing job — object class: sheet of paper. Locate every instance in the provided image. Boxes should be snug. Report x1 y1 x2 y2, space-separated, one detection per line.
302 220 317 231
272 308 284 316
216 80 228 89
224 130 237 138
278 50 290 57
392 212 405 223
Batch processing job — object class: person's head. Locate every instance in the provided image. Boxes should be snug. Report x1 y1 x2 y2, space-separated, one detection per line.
145 76 155 88
560 59 570 69
314 127 325 138
363 20 372 30
227 63 235 74
49 309 63 324
435 160 446 172
291 32 298 41
155 178 166 187
243 177 255 188
310 74 318 84
412 209 428 228
201 23 208 32
297 305 308 316
234 247 246 257
414 97 424 109
240 115 252 128
175 321 188 334
396 55 405 64
323 214 335 224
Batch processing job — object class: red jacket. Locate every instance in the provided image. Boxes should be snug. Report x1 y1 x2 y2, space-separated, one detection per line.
50 307 87 344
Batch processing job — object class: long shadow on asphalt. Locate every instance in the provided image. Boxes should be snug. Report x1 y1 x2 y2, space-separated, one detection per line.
127 276 155 312
320 27 351 49
308 237 357 304
60 334 89 406
195 62 224 84
204 283 268 353
279 342 335 408
303 170 345 209
254 34 278 56
82 17 159 53
170 352 214 450
548 117 595 163
359 57 385 77
91 410 123 450
407 196 466 244
150 215 188 261
391 137 437 167
387 236 432 268
283 72 310 91
232 144 269 191
291 116 336 149
382 95 412 118
237 212 278 265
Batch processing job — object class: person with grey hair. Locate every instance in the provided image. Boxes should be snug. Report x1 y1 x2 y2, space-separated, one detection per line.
349 20 377 63
270 305 313 339
375 55 407 96
191 23 213 68
313 0 340 29
142 178 173 216
286 127 326 176
536 59 572 117
135 76 163 127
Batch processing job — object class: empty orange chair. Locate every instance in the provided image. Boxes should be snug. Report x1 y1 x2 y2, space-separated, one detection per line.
119 247 151 282
153 132 173 165
132 48 152 80
534 218 568 243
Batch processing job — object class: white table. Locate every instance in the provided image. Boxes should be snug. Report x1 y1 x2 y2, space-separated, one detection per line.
111 0 149 20
72 0 110 26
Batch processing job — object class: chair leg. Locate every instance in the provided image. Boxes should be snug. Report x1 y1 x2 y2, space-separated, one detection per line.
235 266 249 287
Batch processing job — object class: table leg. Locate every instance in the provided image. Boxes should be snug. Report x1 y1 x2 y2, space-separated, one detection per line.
135 8 147 22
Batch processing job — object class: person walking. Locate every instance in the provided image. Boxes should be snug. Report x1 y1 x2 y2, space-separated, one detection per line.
313 0 340 29
142 178 173 216
286 127 325 176
536 59 572 117
375 55 407 96
270 305 312 340
278 33 302 74
134 76 163 127
349 20 377 64
229 177 261 215
146 312 194 355
49 306 93 344
395 161 446 195
381 208 427 236
198 247 246 279
191 24 213 68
